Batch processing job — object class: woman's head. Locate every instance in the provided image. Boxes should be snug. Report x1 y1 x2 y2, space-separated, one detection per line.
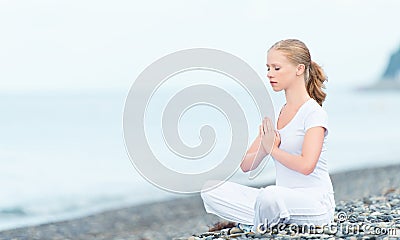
267 39 327 106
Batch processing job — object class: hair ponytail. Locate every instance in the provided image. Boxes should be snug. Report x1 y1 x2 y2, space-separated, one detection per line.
307 61 327 106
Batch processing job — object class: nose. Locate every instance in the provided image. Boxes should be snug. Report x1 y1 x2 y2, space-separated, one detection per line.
267 72 273 79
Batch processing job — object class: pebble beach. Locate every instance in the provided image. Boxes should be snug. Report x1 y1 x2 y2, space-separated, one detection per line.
1 164 400 240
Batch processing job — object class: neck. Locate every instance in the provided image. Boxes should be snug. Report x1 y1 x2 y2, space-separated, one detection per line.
284 78 310 107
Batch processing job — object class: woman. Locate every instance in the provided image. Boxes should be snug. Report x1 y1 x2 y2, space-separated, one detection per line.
201 39 336 232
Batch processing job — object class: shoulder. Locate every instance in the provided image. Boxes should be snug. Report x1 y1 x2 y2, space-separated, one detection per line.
302 99 329 136
302 99 328 120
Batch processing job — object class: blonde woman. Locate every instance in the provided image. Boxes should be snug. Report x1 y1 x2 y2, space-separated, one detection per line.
201 39 335 232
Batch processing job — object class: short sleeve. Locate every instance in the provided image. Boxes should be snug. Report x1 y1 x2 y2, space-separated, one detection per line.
304 109 329 137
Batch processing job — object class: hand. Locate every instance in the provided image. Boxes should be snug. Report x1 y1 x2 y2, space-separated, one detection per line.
273 129 281 151
259 117 279 154
259 117 274 154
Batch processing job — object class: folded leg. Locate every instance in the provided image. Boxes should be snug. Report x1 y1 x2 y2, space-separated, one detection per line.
201 180 261 225
253 185 335 228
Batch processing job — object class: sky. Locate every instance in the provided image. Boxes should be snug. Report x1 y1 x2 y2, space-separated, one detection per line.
1 0 400 92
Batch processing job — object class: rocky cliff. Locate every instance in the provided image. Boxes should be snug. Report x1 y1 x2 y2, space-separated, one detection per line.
382 45 400 80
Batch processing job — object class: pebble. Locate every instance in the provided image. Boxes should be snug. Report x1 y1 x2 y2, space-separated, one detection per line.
370 211 382 216
187 237 200 240
185 189 400 240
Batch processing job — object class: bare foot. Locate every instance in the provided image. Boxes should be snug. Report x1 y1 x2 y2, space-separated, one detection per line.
208 221 236 232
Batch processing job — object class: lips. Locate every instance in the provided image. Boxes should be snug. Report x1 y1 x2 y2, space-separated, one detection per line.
270 81 277 84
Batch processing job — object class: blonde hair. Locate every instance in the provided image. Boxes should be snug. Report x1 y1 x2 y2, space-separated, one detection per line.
269 39 327 106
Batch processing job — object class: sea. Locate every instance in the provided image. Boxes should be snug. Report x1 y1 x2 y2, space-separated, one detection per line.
1 84 400 231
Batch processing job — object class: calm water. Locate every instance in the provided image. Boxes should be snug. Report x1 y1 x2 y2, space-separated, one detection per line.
1 86 399 230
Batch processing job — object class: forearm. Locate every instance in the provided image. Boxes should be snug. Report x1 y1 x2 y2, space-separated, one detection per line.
240 147 267 172
271 147 315 175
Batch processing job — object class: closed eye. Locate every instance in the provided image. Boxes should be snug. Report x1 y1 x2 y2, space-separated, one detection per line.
267 67 280 71
266 63 281 71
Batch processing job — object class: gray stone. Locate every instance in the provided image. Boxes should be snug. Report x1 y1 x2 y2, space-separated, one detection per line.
228 227 243 235
370 211 382 216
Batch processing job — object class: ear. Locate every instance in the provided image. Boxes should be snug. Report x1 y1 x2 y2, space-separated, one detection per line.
296 64 305 76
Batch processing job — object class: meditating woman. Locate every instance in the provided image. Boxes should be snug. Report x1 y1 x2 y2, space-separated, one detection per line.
201 39 336 232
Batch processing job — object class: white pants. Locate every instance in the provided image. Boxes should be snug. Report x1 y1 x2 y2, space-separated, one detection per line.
201 181 335 229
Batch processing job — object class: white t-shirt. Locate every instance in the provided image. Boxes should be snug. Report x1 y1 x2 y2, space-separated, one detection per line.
273 98 334 194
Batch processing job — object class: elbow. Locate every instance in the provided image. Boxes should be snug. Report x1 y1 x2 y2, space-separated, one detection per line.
240 162 251 173
300 165 316 175
301 168 314 176
298 156 318 175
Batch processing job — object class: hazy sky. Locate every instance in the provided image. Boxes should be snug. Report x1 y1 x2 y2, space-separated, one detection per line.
1 0 400 91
